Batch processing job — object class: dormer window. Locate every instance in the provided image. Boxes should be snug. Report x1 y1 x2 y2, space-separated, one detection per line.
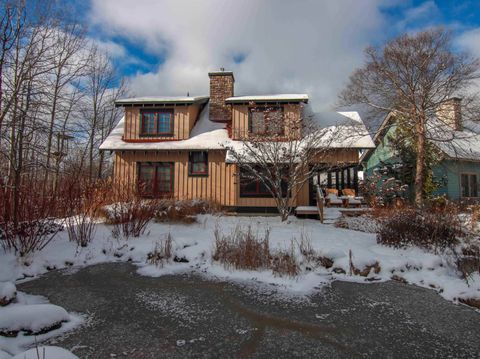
249 106 284 135
140 109 174 136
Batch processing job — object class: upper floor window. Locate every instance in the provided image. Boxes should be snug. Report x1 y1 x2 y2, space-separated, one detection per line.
140 109 174 136
188 151 208 176
460 173 478 198
249 106 284 136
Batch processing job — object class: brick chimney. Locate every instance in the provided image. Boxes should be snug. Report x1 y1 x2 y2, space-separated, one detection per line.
208 70 234 123
437 97 462 131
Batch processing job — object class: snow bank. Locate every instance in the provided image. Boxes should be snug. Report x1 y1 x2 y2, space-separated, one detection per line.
11 346 78 359
0 283 16 305
0 304 69 333
0 214 478 309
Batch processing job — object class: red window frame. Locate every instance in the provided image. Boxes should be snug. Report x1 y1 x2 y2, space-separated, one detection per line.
248 106 284 136
140 109 174 137
239 167 289 198
188 151 209 176
138 162 174 198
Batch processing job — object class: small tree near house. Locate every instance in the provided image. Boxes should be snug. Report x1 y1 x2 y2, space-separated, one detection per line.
339 28 480 207
224 103 363 221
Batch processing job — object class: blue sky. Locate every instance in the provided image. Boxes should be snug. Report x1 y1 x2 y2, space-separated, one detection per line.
78 0 480 110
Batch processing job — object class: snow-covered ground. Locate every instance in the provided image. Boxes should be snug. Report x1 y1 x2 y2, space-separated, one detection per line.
1 214 478 304
0 212 478 355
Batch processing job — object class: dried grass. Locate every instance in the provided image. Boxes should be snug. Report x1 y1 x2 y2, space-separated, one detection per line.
147 233 173 267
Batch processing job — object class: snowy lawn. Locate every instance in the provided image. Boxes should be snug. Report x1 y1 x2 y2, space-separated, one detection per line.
1 214 479 307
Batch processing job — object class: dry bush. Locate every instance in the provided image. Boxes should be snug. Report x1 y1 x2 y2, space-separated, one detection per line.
147 233 173 267
60 179 111 247
296 230 315 260
271 245 299 277
155 200 222 224
213 225 300 277
377 206 465 252
110 199 159 239
0 179 62 256
213 225 271 271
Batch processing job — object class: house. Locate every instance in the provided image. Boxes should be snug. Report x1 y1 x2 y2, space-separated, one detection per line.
100 70 374 211
361 98 480 201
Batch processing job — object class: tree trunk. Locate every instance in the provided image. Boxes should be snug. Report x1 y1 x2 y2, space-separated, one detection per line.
414 117 426 207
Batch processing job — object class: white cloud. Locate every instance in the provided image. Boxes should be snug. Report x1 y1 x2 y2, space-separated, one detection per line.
457 28 480 58
89 0 392 111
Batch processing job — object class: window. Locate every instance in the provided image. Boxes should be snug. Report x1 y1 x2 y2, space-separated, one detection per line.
189 151 208 176
249 106 284 135
460 173 478 198
239 167 288 197
138 163 174 197
140 110 174 136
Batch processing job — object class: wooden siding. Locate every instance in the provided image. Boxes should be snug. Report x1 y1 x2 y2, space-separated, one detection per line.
231 104 301 140
112 148 359 208
113 150 237 206
123 105 201 141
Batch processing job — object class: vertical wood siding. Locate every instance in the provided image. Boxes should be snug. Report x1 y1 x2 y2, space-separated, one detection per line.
113 148 359 208
113 150 237 206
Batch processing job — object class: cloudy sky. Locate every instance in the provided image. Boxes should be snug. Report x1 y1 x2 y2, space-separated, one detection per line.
81 0 480 111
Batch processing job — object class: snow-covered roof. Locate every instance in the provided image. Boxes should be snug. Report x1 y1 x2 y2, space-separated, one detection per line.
115 96 209 106
366 111 480 162
100 103 374 153
225 94 308 103
100 104 229 151
430 120 480 162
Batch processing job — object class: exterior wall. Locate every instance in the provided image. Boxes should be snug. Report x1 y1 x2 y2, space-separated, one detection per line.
231 104 302 140
112 148 359 208
114 150 237 206
363 124 398 175
122 105 201 141
433 160 480 200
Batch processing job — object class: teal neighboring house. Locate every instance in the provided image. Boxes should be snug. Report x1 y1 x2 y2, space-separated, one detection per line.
361 98 480 201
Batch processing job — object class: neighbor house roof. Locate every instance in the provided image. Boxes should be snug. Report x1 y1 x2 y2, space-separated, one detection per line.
115 96 209 107
100 103 375 153
360 111 480 163
225 94 308 104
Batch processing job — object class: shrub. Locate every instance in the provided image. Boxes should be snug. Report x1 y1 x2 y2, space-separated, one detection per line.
213 225 271 271
147 233 173 267
271 245 299 277
0 219 62 256
61 180 107 247
213 225 300 277
155 200 221 224
377 207 465 252
109 199 160 239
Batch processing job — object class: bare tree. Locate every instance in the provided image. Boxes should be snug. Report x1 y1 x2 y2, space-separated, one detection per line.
80 46 126 180
224 104 362 221
339 28 480 206
42 22 88 195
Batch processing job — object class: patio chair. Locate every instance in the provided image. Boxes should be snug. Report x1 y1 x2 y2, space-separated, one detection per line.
325 188 342 207
342 188 362 208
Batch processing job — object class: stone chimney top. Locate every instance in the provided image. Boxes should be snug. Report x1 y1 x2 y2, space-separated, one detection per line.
208 70 234 123
437 97 462 131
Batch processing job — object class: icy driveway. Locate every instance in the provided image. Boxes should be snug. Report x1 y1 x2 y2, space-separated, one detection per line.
19 263 480 358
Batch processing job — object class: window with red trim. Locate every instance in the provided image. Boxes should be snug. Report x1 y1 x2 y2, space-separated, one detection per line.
140 109 174 136
188 151 208 176
239 167 289 198
138 162 174 197
249 106 284 136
